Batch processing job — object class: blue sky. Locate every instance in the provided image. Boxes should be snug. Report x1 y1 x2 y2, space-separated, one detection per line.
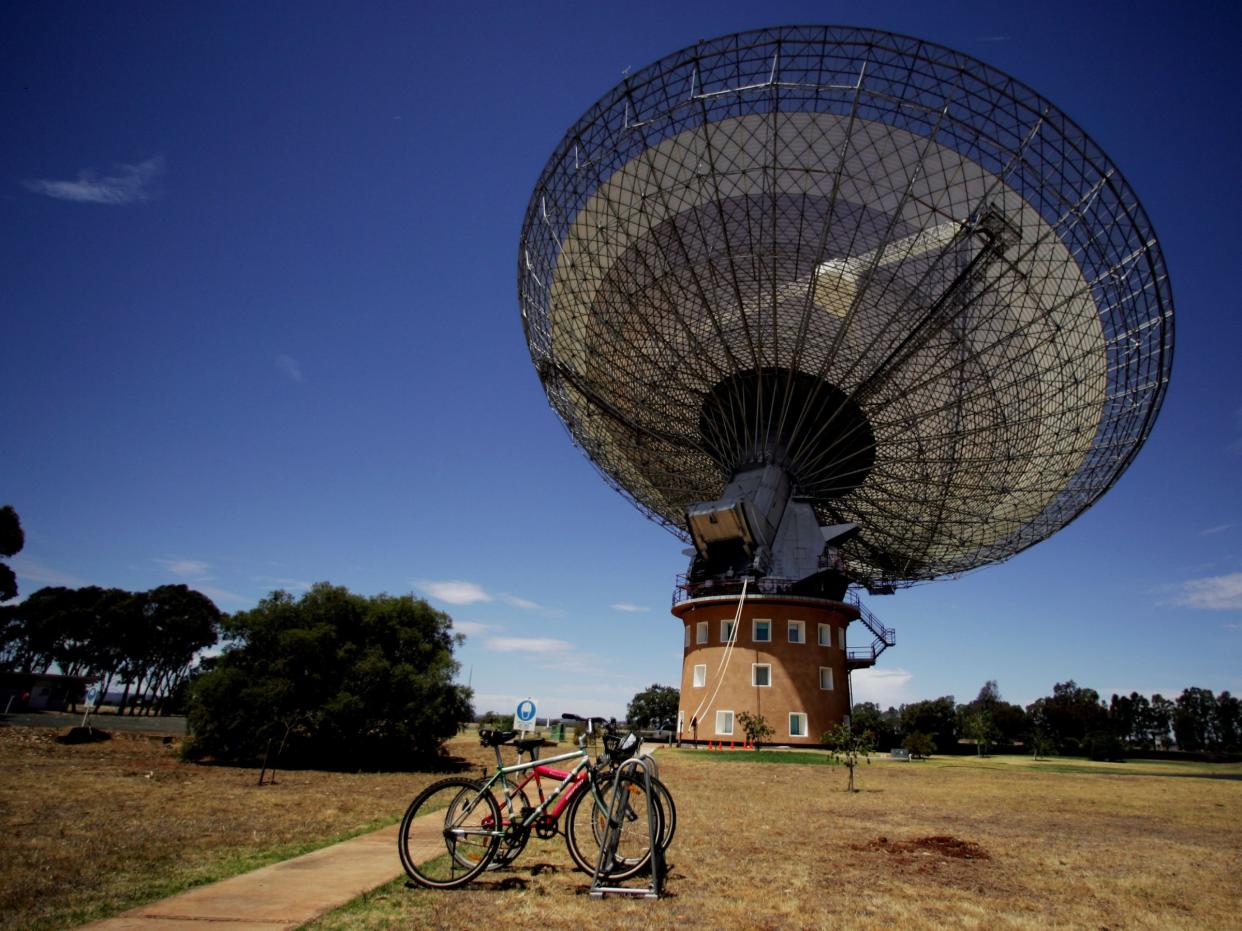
3 1 1240 719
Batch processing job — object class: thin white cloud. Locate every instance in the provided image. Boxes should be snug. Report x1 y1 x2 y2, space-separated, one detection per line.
417 580 543 610
275 354 304 383
453 620 502 636
500 593 540 610
851 666 914 708
611 602 649 613
8 556 90 590
485 637 573 653
1166 572 1242 611
253 575 312 592
1222 623 1242 631
418 579 493 605
1200 524 1235 536
157 558 212 579
24 156 164 205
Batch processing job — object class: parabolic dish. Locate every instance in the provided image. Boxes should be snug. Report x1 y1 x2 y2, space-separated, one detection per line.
518 25 1173 588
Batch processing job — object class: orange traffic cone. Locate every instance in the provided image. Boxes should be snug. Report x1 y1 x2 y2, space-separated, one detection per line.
729 740 735 751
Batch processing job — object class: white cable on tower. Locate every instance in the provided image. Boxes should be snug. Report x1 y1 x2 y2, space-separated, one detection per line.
687 577 748 730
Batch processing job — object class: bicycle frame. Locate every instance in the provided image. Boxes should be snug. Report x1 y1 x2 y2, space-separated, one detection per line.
483 746 604 831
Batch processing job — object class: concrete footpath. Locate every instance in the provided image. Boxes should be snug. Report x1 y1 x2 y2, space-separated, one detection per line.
80 821 428 931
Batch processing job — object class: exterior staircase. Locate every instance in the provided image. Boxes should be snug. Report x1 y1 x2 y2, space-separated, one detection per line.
845 590 896 670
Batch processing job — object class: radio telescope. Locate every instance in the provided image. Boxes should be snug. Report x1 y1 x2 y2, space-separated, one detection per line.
518 26 1173 744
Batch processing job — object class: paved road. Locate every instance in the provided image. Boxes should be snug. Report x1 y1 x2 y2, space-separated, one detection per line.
0 710 187 735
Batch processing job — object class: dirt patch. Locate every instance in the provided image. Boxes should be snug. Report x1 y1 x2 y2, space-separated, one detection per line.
858 834 991 861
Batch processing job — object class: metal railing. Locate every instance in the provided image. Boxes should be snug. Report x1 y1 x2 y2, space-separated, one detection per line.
845 590 896 664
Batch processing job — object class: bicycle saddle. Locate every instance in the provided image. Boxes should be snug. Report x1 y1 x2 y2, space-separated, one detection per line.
479 729 518 747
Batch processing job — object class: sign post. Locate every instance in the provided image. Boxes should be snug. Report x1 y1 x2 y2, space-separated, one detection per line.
81 686 99 728
513 697 538 734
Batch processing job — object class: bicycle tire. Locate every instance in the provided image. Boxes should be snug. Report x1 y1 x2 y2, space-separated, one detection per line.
590 774 676 852
398 777 500 889
651 777 677 850
564 771 660 881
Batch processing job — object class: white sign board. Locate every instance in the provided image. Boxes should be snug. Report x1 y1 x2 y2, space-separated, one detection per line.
513 697 538 733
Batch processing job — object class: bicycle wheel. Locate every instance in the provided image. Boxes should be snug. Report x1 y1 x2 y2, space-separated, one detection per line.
398 777 500 889
651 777 677 850
564 772 660 881
590 774 676 852
488 784 531 869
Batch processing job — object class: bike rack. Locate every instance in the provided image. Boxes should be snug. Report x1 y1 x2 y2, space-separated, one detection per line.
588 755 665 899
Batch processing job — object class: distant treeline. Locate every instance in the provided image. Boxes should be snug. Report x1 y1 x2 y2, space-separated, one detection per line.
854 680 1241 759
0 585 219 715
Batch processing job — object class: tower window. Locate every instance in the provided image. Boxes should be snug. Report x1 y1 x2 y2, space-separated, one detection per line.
819 667 834 690
721 619 735 642
716 710 734 736
753 619 771 642
818 623 832 647
788 620 805 644
789 712 808 737
752 663 771 687
697 621 708 644
693 664 706 687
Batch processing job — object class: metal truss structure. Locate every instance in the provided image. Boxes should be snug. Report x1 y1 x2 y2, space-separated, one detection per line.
518 25 1174 589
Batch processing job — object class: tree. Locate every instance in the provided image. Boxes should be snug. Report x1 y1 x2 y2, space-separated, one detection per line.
1082 730 1125 761
737 710 774 748
1149 694 1175 750
127 585 220 715
0 505 24 603
1173 687 1219 751
900 696 958 754
903 731 935 760
823 721 874 791
1026 681 1107 754
185 583 473 768
957 681 1027 753
1216 692 1241 752
851 701 900 750
626 683 679 728
961 709 998 756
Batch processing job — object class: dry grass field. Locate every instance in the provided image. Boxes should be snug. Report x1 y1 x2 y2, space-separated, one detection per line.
307 741 1242 931
0 723 484 931
2 723 1239 930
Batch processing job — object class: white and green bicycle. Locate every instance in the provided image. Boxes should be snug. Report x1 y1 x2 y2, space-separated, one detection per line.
398 714 674 889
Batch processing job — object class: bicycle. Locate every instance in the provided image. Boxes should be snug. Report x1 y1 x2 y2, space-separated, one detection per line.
482 716 676 870
397 714 672 889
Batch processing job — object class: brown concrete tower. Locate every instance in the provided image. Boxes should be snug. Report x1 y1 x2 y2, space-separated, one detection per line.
673 594 856 746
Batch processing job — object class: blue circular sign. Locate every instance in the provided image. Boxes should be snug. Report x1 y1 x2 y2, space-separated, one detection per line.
516 700 536 722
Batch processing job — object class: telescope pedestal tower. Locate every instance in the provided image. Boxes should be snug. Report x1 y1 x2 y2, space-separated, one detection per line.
671 462 895 747
673 593 861 747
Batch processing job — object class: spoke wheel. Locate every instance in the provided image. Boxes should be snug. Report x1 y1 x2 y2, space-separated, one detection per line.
564 772 661 880
398 777 500 889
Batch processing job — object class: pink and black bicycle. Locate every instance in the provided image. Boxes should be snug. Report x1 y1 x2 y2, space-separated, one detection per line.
397 714 675 889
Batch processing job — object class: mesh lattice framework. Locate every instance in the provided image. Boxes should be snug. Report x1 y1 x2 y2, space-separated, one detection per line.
518 25 1173 588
